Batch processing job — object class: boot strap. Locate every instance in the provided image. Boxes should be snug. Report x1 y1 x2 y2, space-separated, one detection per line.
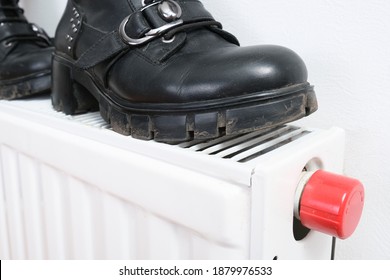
75 0 238 69
0 21 51 45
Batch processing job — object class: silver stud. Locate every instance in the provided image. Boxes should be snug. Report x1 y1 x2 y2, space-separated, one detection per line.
162 35 175 44
72 24 76 28
73 28 78 33
158 0 182 22
72 7 76 11
77 20 81 26
3 41 13 48
68 46 72 51
31 24 39 32
75 14 80 18
66 34 70 39
69 36 73 42
70 18 74 22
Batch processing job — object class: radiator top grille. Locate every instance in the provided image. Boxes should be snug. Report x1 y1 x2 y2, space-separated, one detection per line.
178 126 310 163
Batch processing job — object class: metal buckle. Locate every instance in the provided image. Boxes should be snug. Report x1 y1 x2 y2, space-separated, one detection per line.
119 0 183 46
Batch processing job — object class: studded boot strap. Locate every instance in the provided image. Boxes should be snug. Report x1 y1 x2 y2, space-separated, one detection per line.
71 0 238 69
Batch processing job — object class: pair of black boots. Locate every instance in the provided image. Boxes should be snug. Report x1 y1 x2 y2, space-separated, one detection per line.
0 0 317 143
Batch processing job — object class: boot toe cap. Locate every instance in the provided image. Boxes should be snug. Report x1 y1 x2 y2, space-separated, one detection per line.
109 44 309 104
0 47 53 81
179 45 309 101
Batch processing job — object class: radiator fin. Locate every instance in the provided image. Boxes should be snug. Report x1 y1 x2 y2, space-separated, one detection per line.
0 145 246 259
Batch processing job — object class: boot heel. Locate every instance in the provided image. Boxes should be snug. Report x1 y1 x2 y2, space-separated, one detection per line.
51 57 98 115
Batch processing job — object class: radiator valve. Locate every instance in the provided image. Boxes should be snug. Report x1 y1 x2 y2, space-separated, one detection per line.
295 170 364 239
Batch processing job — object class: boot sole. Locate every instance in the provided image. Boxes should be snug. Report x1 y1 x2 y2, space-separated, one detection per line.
0 71 51 100
52 55 318 143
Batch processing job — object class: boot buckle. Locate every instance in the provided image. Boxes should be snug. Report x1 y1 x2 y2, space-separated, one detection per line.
119 0 183 46
119 17 183 46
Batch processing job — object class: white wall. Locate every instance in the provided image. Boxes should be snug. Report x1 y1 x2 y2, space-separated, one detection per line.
202 0 390 260
19 0 66 36
19 0 390 259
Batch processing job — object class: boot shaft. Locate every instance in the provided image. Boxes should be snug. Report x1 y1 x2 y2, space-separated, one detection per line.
59 0 134 33
0 0 26 22
56 0 209 41
54 0 136 57
55 0 237 62
0 0 18 6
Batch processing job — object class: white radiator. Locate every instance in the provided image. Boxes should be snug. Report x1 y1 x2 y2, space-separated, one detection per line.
0 96 346 260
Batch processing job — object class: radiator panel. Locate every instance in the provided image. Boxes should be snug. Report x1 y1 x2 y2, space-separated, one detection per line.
0 97 344 259
0 145 249 259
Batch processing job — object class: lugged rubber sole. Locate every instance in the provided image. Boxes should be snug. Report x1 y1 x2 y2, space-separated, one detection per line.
0 72 51 100
51 55 318 143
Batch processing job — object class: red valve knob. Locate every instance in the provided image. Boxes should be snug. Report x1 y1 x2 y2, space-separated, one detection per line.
298 170 364 239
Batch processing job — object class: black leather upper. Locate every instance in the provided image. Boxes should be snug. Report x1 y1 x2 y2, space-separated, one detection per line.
108 43 307 103
55 0 308 104
0 0 53 81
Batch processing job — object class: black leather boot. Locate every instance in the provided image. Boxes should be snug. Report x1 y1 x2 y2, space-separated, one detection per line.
0 0 53 100
52 0 317 142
